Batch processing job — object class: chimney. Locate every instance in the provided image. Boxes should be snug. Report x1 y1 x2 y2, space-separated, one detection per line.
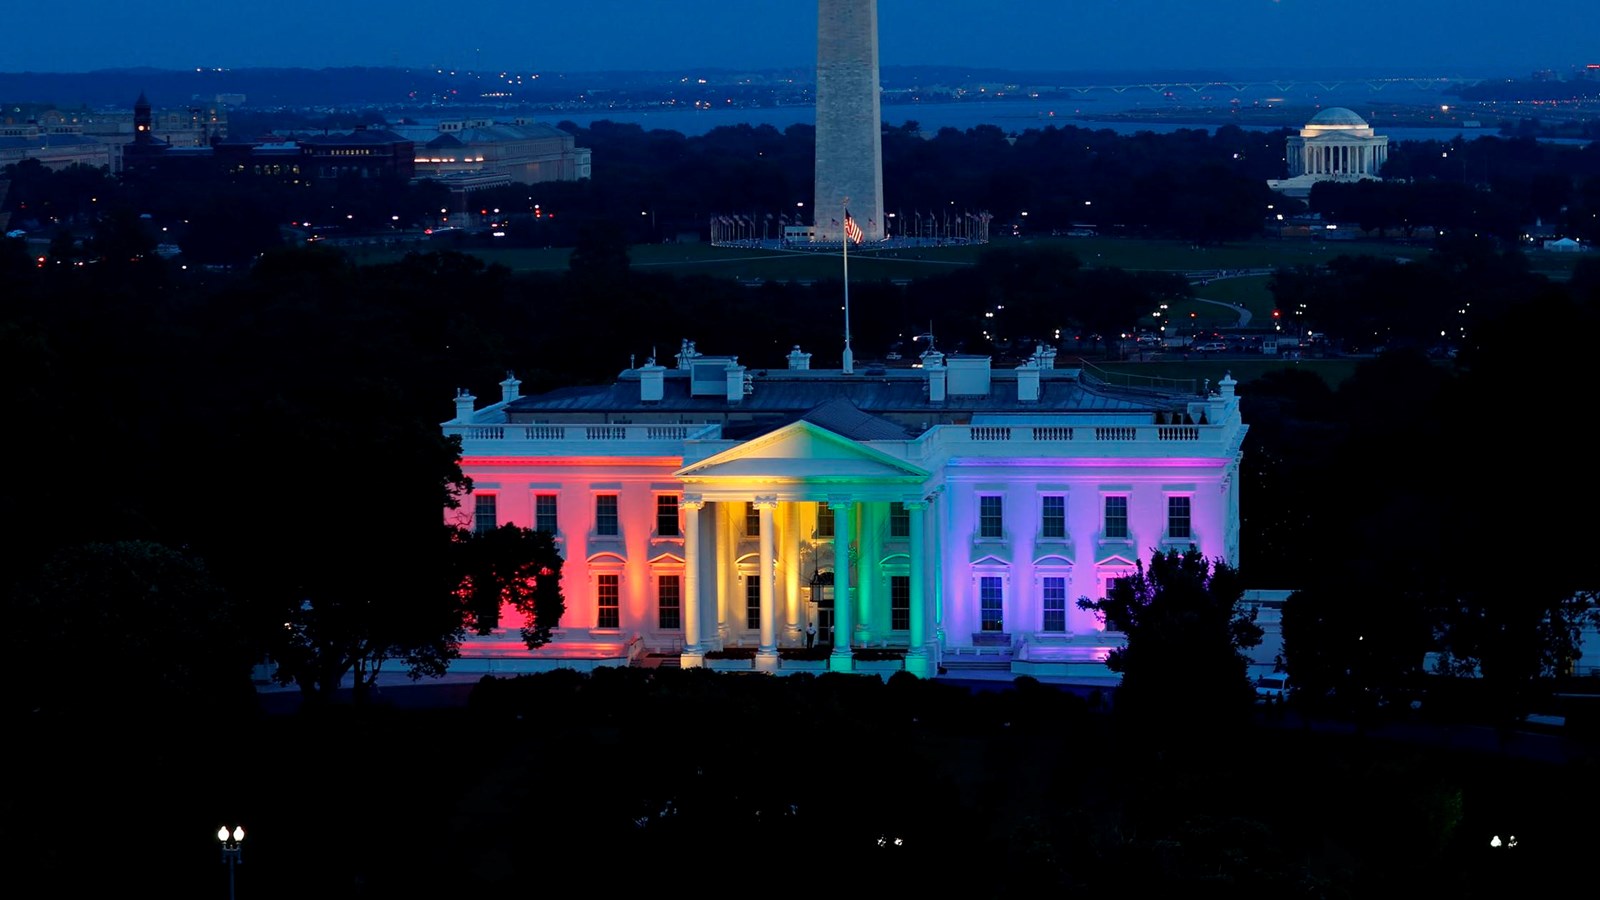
453 388 476 422
725 363 747 403
1016 360 1040 402
640 361 666 402
1034 343 1057 369
923 350 947 403
499 371 521 404
787 345 811 370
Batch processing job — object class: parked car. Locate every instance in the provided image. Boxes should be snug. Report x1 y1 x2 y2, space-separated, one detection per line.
1195 341 1229 353
1255 673 1290 703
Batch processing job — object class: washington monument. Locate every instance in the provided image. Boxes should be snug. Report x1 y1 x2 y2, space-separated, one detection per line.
814 0 884 243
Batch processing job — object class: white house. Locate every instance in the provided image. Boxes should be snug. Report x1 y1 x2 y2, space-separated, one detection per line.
442 340 1248 681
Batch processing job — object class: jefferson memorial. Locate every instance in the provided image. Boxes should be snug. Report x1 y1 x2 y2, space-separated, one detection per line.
1268 107 1389 199
442 341 1247 681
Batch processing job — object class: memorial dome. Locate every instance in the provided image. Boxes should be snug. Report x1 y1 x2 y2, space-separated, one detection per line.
1301 107 1377 137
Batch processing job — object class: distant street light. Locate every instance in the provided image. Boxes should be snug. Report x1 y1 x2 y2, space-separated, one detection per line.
217 825 244 900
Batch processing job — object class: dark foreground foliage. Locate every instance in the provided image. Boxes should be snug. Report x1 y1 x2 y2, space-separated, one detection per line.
11 668 1593 899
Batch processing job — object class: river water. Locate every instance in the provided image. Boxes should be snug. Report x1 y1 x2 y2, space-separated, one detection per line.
535 86 1561 144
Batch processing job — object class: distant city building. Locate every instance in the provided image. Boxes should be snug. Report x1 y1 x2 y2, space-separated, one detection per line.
1267 107 1389 199
442 340 1246 680
814 0 885 243
1 98 227 173
121 94 413 182
0 120 113 172
393 118 590 185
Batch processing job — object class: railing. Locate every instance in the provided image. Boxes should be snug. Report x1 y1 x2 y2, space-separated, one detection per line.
447 422 721 446
930 422 1233 454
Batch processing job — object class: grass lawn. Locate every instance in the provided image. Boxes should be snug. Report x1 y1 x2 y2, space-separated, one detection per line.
341 233 1585 284
339 234 1434 281
1091 355 1365 390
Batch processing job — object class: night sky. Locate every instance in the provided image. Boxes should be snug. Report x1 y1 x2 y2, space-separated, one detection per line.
8 0 1597 76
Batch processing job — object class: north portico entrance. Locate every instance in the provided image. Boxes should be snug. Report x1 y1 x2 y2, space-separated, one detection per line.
673 419 937 677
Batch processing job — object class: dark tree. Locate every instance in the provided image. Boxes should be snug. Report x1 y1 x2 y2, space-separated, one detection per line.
451 523 567 648
14 540 254 716
1077 547 1261 732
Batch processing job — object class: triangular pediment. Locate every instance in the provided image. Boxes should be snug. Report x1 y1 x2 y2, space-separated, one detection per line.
676 420 928 483
1095 552 1138 568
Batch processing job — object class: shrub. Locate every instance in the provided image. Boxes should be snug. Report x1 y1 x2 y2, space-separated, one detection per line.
704 647 757 660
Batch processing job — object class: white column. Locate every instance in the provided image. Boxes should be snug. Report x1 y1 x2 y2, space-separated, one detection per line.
681 497 704 662
756 497 778 662
856 501 877 644
904 499 934 678
784 501 802 640
829 496 854 671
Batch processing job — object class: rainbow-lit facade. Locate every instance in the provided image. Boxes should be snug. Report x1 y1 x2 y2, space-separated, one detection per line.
444 341 1247 679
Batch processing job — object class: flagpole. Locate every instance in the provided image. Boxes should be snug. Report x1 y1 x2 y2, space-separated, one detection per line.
841 199 853 374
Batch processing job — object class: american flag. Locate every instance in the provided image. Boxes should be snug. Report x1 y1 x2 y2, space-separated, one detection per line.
843 209 864 244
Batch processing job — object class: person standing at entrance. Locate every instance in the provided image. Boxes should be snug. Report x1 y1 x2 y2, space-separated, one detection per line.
806 622 817 649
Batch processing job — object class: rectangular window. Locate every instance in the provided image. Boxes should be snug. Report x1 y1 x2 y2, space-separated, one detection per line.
534 494 558 534
890 575 910 630
746 502 761 536
889 502 910 538
1104 496 1129 539
597 574 619 629
1168 495 1192 540
817 503 835 538
980 577 1004 631
1042 577 1067 632
595 494 619 536
657 575 681 630
1041 495 1066 539
979 495 1003 539
473 494 497 535
746 575 761 629
1105 576 1128 599
656 494 680 537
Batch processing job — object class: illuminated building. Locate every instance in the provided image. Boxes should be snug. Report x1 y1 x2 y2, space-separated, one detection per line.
395 118 591 184
121 94 414 181
444 340 1247 680
1268 107 1389 199
814 0 885 242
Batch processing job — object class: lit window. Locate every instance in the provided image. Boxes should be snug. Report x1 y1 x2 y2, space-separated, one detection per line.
657 575 681 630
1104 496 1129 540
1042 577 1067 632
979 495 1003 539
534 494 558 534
1041 495 1066 539
746 575 761 629
890 575 910 630
595 495 619 536
746 502 761 536
1168 496 1191 540
980 577 1004 631
889 502 909 538
656 495 680 537
597 574 619 629
473 494 497 535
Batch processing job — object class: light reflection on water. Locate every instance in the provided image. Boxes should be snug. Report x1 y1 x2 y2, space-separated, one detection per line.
530 91 1588 144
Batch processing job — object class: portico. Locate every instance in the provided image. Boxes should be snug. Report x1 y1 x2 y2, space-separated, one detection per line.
674 419 937 677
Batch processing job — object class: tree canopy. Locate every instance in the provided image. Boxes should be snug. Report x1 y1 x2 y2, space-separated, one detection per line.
1078 548 1261 735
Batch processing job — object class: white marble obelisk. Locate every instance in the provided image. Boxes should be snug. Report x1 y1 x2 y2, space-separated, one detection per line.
814 0 884 243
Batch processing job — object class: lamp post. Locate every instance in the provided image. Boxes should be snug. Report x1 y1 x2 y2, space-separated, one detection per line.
217 825 244 900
